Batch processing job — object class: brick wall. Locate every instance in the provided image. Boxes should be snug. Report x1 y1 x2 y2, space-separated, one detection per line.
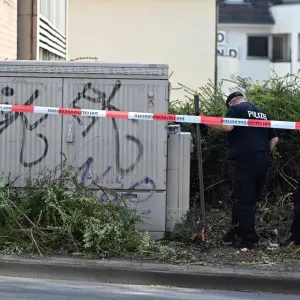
0 0 17 60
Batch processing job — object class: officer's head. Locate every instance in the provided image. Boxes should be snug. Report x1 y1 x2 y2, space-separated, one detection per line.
226 92 246 107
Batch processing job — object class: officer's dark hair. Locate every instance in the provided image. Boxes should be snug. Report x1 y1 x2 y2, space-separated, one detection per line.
226 92 244 107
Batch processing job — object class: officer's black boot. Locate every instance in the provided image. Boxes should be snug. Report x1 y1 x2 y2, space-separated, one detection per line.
222 226 241 246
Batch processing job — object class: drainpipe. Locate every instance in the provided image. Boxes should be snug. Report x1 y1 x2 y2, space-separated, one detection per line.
214 0 219 88
31 0 34 59
17 0 37 60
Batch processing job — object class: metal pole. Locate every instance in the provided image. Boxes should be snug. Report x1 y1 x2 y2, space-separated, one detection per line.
194 92 206 244
214 1 219 88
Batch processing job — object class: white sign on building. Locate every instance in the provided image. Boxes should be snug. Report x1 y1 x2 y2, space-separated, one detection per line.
217 31 239 59
218 31 226 45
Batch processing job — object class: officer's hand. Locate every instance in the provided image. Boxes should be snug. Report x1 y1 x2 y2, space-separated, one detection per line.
271 150 281 160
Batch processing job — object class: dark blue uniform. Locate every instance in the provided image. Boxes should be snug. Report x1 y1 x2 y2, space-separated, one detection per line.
226 102 277 159
224 102 277 245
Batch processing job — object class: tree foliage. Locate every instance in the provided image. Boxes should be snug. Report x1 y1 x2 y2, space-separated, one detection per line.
169 74 300 206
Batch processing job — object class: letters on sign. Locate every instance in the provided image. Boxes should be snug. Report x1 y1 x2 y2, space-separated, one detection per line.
217 31 239 59
227 47 238 58
218 31 226 45
217 46 225 56
218 46 239 59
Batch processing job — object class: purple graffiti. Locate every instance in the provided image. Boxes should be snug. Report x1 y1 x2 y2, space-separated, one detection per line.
124 177 156 203
100 166 112 179
80 157 94 183
80 161 112 185
128 177 155 190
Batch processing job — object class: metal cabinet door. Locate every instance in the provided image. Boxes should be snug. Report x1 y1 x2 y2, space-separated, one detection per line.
62 78 168 193
0 77 63 186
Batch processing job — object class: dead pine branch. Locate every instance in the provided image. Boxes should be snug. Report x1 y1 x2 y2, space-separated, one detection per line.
30 228 43 257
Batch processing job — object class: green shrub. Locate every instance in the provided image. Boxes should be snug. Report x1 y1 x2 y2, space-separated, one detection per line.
169 74 300 206
0 166 150 257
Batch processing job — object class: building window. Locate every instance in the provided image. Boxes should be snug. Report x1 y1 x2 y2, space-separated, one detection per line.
271 34 291 62
247 36 269 58
39 47 65 61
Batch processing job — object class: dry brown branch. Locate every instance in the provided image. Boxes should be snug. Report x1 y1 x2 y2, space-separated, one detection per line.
204 180 226 191
30 228 43 257
279 171 296 190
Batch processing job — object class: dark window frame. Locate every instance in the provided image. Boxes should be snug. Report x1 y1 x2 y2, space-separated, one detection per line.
247 35 269 58
271 34 291 63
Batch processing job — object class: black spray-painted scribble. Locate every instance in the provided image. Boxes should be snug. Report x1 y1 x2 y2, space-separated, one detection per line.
70 81 143 175
1 86 14 97
98 175 155 204
0 87 49 167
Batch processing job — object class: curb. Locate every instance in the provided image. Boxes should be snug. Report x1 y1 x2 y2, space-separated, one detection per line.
0 255 300 295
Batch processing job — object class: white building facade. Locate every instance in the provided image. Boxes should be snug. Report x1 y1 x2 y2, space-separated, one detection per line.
218 0 300 86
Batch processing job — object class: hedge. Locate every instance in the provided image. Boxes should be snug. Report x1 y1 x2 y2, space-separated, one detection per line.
169 74 300 207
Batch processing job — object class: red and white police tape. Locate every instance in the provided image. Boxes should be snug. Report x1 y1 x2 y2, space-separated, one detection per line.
0 103 299 130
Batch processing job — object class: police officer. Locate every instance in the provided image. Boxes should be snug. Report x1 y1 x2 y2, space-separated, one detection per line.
207 92 279 249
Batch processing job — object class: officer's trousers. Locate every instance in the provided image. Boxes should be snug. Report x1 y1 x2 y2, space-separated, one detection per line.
231 152 270 243
291 181 300 242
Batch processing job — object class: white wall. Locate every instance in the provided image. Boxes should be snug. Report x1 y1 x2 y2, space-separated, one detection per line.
271 4 300 75
271 4 300 33
270 63 292 77
68 0 216 101
217 56 239 93
218 24 271 83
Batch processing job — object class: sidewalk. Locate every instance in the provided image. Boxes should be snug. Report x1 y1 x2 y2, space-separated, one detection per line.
0 254 300 295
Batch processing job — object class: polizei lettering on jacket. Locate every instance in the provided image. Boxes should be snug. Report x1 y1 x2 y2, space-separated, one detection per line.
248 111 267 120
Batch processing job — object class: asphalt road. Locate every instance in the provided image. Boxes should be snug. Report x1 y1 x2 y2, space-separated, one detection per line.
0 276 298 300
